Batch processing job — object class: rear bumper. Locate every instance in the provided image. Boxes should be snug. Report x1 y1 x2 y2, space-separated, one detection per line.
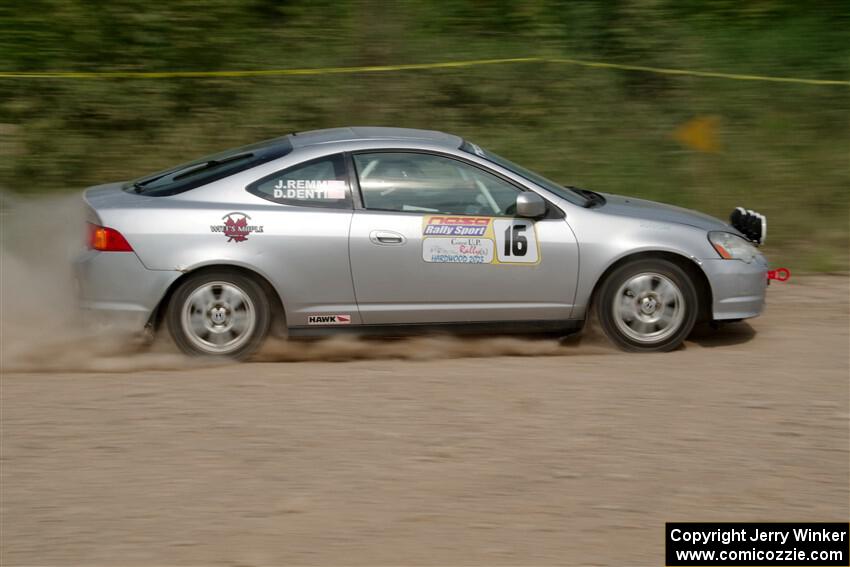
701 257 768 320
73 250 182 329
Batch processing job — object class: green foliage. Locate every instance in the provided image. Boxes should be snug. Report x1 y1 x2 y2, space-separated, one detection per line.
1 1 848 271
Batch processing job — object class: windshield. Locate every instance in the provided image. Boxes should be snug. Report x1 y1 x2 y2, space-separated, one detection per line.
459 141 589 206
128 136 294 196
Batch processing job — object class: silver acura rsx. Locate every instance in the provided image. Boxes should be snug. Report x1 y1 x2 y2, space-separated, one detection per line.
75 126 770 358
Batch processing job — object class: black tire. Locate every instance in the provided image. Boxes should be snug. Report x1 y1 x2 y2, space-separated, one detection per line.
595 258 698 352
166 270 271 359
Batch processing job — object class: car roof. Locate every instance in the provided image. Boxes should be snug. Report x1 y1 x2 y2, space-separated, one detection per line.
289 126 462 149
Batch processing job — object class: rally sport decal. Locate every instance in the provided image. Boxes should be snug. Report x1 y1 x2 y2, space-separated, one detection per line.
421 216 540 265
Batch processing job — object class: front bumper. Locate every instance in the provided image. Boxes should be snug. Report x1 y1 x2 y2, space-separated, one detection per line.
73 250 182 329
701 257 768 320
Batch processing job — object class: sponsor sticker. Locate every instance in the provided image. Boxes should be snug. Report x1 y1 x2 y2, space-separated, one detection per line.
423 216 490 237
307 314 351 325
210 212 264 243
421 215 540 265
423 237 494 264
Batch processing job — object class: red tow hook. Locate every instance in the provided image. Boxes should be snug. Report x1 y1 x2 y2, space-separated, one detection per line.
767 268 791 282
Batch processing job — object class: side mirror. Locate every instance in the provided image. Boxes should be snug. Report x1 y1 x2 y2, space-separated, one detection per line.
515 192 547 218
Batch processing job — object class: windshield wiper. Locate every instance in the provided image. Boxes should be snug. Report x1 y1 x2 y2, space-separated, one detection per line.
131 152 255 193
570 187 606 208
172 152 254 181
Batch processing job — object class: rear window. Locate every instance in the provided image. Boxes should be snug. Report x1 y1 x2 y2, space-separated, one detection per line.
247 154 352 209
126 136 293 197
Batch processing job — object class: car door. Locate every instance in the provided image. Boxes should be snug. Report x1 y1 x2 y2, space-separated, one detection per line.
243 153 359 326
348 151 579 324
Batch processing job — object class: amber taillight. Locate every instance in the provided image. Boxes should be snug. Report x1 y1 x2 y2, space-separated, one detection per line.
87 223 133 252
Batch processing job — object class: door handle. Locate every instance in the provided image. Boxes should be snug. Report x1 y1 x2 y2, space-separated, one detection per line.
369 230 406 245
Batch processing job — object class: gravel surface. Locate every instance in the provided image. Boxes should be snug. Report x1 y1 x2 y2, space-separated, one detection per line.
2 276 848 566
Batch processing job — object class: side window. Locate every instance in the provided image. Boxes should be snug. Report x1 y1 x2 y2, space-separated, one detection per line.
247 154 351 209
353 152 522 216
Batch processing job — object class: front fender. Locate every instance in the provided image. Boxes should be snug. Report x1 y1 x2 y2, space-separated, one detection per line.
566 208 716 318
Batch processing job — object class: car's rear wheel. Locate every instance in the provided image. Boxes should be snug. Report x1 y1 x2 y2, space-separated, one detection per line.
166 271 270 359
596 258 698 352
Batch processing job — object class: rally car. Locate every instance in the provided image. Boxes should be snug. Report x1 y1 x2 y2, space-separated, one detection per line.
75 127 771 358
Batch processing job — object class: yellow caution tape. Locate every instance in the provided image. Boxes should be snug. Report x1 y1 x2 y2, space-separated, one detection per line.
0 56 846 86
0 57 538 79
548 57 850 86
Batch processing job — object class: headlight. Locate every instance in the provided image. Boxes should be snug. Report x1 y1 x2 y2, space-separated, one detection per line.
708 231 760 263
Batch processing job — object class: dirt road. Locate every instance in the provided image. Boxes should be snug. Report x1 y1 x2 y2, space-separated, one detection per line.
2 276 848 566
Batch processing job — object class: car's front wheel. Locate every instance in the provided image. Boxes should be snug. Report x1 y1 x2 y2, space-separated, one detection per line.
596 258 698 352
166 271 270 359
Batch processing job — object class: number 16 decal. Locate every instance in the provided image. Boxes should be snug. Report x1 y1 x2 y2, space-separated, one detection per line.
493 219 539 264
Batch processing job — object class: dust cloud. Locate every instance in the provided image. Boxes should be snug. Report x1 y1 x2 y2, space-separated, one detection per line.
0 192 200 373
0 193 609 373
255 333 612 363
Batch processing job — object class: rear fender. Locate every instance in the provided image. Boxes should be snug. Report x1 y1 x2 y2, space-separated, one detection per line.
149 262 288 336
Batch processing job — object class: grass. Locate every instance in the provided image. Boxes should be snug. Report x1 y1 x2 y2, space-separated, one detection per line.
0 1 847 271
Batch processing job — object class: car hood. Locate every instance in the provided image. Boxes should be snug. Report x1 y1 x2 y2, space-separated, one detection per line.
598 193 730 232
